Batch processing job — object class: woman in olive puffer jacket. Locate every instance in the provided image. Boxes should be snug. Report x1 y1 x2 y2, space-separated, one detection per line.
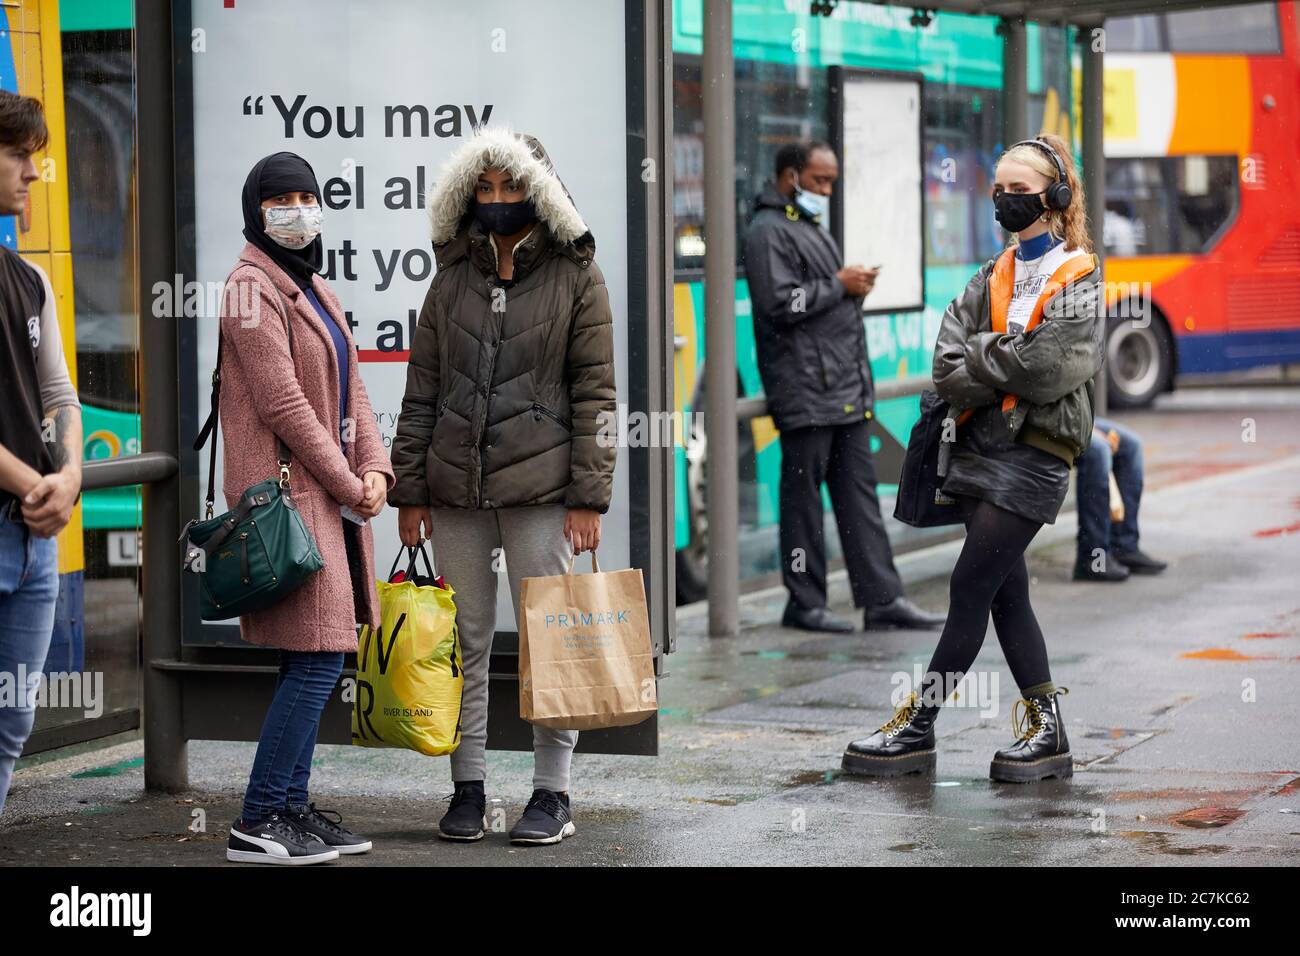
388 127 615 847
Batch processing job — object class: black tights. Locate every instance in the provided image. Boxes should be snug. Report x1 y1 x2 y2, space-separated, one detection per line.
920 499 1052 705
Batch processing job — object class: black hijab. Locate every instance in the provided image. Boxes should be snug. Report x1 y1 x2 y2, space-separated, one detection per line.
241 151 324 289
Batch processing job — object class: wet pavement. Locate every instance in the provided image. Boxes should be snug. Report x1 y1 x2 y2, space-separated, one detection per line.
2 385 1299 866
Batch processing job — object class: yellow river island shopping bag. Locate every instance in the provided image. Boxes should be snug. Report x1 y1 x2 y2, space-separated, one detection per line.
352 546 462 756
518 551 657 731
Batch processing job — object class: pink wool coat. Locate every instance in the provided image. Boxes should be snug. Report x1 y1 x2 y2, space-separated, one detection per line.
218 243 394 652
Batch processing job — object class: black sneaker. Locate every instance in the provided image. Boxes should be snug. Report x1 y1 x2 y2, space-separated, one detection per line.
284 802 372 854
226 813 339 865
509 789 575 845
438 780 486 841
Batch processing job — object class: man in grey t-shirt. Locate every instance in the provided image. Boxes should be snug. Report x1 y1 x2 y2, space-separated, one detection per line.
0 90 82 816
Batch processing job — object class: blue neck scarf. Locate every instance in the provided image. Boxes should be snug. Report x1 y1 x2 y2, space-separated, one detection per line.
1017 232 1061 261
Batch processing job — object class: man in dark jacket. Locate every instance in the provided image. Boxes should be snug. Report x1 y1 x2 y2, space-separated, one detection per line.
744 141 942 633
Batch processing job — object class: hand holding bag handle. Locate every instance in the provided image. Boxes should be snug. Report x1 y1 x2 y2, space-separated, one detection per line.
566 550 600 574
386 542 437 585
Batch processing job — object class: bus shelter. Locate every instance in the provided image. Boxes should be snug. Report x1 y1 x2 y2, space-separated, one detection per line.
57 0 1266 791
118 0 676 791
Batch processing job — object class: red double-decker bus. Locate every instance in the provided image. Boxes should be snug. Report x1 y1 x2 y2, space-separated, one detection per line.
1102 1 1300 406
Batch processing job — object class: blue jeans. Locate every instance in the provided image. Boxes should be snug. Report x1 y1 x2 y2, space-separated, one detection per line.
0 511 59 817
241 650 344 824
1076 417 1144 563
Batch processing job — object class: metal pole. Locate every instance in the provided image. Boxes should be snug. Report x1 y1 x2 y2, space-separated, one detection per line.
1080 23 1108 417
1000 16 1028 146
136 0 187 791
703 0 737 638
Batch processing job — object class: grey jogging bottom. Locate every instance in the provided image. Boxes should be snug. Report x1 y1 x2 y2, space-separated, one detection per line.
429 504 577 792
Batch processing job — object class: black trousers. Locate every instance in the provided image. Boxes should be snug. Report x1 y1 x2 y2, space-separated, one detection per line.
779 420 904 610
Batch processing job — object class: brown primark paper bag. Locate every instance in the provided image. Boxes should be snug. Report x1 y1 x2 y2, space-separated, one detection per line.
518 550 657 731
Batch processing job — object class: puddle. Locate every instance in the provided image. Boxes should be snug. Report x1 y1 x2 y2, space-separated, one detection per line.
1118 830 1232 856
683 796 739 807
887 842 933 853
785 769 839 787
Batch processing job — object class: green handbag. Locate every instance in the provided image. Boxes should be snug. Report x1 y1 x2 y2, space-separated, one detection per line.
182 265 324 621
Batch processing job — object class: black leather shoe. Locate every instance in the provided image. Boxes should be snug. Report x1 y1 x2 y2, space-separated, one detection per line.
863 596 945 631
842 692 940 776
1114 548 1167 575
782 602 854 633
990 687 1073 783
1073 556 1130 582
438 780 486 841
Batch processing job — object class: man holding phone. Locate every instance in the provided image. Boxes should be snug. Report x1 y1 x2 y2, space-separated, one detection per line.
743 140 943 634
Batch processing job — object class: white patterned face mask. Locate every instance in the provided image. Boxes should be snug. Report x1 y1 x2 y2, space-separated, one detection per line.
263 204 323 249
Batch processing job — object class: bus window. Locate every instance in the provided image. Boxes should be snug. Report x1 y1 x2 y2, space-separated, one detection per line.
1172 155 1238 251
924 86 1002 269
1105 15 1165 52
1166 2 1281 53
672 55 829 275
1105 158 1175 256
1104 155 1239 256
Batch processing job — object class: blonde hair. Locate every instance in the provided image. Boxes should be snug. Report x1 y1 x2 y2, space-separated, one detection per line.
998 133 1093 253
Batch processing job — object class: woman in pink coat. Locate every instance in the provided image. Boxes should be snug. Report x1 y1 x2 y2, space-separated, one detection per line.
218 152 393 865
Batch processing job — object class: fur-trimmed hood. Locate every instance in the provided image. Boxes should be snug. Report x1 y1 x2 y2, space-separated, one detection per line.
427 126 590 251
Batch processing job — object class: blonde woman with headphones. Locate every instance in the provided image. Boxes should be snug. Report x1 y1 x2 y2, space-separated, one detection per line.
842 134 1103 783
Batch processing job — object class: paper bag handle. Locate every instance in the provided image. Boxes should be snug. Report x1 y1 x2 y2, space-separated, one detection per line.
566 549 600 575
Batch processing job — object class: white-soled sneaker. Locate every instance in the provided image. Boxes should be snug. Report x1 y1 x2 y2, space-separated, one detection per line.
283 802 373 854
508 789 576 845
226 813 340 865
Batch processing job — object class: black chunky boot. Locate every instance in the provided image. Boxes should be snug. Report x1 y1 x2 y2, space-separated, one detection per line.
438 781 486 840
841 692 940 776
989 687 1073 783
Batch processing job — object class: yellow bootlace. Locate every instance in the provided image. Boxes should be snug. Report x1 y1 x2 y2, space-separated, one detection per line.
879 692 920 736
1011 698 1044 741
1011 687 1069 741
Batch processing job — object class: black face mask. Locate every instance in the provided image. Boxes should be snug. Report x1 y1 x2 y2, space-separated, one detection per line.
994 191 1047 233
475 199 537 236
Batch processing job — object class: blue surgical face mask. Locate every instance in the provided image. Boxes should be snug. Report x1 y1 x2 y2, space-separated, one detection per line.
793 185 827 221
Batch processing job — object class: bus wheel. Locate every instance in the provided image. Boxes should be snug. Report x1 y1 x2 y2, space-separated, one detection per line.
676 412 709 605
1106 306 1173 409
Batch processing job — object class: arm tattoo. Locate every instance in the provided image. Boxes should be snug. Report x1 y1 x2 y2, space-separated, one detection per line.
46 404 82 472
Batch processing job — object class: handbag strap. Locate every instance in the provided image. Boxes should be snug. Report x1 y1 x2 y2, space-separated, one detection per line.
193 263 297 518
